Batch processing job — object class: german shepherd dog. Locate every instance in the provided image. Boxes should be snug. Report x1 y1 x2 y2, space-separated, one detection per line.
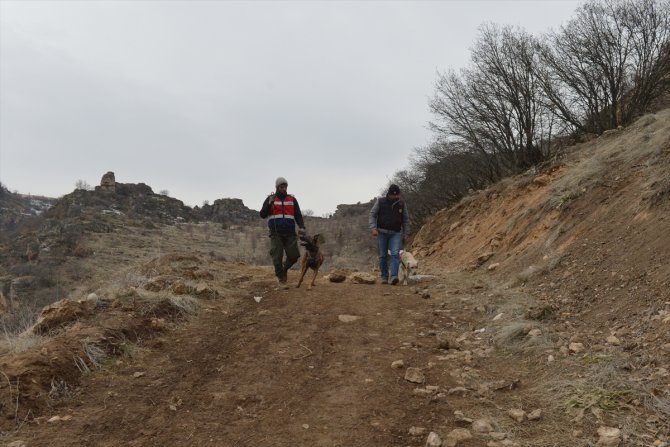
297 234 324 290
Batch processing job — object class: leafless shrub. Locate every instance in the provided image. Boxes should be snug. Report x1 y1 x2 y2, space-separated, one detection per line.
48 378 72 401
0 372 30 434
74 338 107 375
74 180 92 191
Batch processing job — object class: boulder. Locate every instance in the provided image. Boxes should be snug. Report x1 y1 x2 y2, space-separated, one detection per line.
31 299 94 334
350 272 376 284
328 271 347 283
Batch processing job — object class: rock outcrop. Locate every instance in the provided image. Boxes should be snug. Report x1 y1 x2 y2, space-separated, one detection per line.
195 198 257 224
99 171 116 191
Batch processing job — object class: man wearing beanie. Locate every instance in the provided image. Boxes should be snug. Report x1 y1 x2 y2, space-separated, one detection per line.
368 184 411 285
260 177 307 287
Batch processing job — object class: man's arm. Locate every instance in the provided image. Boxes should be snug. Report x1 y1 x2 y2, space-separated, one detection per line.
368 198 380 233
259 194 274 218
402 201 411 235
293 197 305 230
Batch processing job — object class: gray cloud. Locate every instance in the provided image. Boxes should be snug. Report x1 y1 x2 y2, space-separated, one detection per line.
0 0 580 215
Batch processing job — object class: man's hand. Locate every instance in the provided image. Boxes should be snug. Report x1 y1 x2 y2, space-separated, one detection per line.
371 228 378 237
267 193 276 205
298 228 307 237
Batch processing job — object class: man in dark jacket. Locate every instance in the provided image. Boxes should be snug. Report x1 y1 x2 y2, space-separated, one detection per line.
368 184 411 285
260 177 306 286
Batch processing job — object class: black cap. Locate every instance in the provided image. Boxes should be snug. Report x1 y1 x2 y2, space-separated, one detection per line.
387 184 400 195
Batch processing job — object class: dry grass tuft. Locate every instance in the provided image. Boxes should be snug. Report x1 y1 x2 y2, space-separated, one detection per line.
0 306 42 355
74 338 108 375
0 333 41 356
140 293 199 320
564 387 631 411
492 321 553 352
48 378 73 401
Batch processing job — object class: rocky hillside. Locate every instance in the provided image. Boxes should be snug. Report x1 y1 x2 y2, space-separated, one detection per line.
0 185 56 231
195 198 258 225
46 173 197 224
413 109 670 295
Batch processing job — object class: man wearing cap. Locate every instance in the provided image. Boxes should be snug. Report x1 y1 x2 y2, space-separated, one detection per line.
368 184 411 285
260 177 307 286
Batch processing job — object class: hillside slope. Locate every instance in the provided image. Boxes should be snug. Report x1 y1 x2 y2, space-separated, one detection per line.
414 109 670 307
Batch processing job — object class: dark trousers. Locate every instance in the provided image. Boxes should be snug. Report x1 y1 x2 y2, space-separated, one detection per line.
269 232 300 279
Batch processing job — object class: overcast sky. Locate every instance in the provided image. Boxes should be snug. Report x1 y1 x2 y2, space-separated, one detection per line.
0 0 581 216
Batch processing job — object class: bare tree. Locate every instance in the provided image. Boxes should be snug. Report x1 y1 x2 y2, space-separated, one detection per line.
75 180 92 191
622 0 670 118
431 25 551 176
538 0 670 133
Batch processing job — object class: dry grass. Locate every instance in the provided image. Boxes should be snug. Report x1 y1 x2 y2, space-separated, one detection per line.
0 332 40 355
0 306 42 355
508 254 563 286
491 321 554 352
74 338 108 375
531 356 670 441
48 378 73 402
548 109 670 211
140 293 199 320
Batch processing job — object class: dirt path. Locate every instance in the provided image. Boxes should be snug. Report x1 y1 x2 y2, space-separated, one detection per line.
3 265 600 446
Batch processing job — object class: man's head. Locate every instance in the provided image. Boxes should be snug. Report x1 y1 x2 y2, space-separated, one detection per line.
387 184 400 200
275 177 288 193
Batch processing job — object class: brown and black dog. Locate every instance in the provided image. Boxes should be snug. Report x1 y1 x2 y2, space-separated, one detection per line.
296 234 324 290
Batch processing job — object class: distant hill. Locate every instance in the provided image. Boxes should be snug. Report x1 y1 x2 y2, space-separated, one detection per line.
0 184 57 231
46 182 197 223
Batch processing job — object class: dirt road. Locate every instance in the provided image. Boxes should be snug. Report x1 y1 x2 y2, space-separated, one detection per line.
1 263 616 447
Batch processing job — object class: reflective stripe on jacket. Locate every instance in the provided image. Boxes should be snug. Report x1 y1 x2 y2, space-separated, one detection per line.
267 194 297 232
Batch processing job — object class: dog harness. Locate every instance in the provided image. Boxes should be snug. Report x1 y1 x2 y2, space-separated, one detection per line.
306 252 324 269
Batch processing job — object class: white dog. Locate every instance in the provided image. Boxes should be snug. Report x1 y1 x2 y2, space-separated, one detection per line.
387 250 418 285
398 250 418 285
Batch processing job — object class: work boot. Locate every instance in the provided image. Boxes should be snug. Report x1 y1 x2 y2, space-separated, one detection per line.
380 278 389 285
391 277 399 285
276 276 288 289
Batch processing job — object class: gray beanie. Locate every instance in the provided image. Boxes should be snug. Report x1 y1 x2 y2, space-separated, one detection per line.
275 177 288 187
